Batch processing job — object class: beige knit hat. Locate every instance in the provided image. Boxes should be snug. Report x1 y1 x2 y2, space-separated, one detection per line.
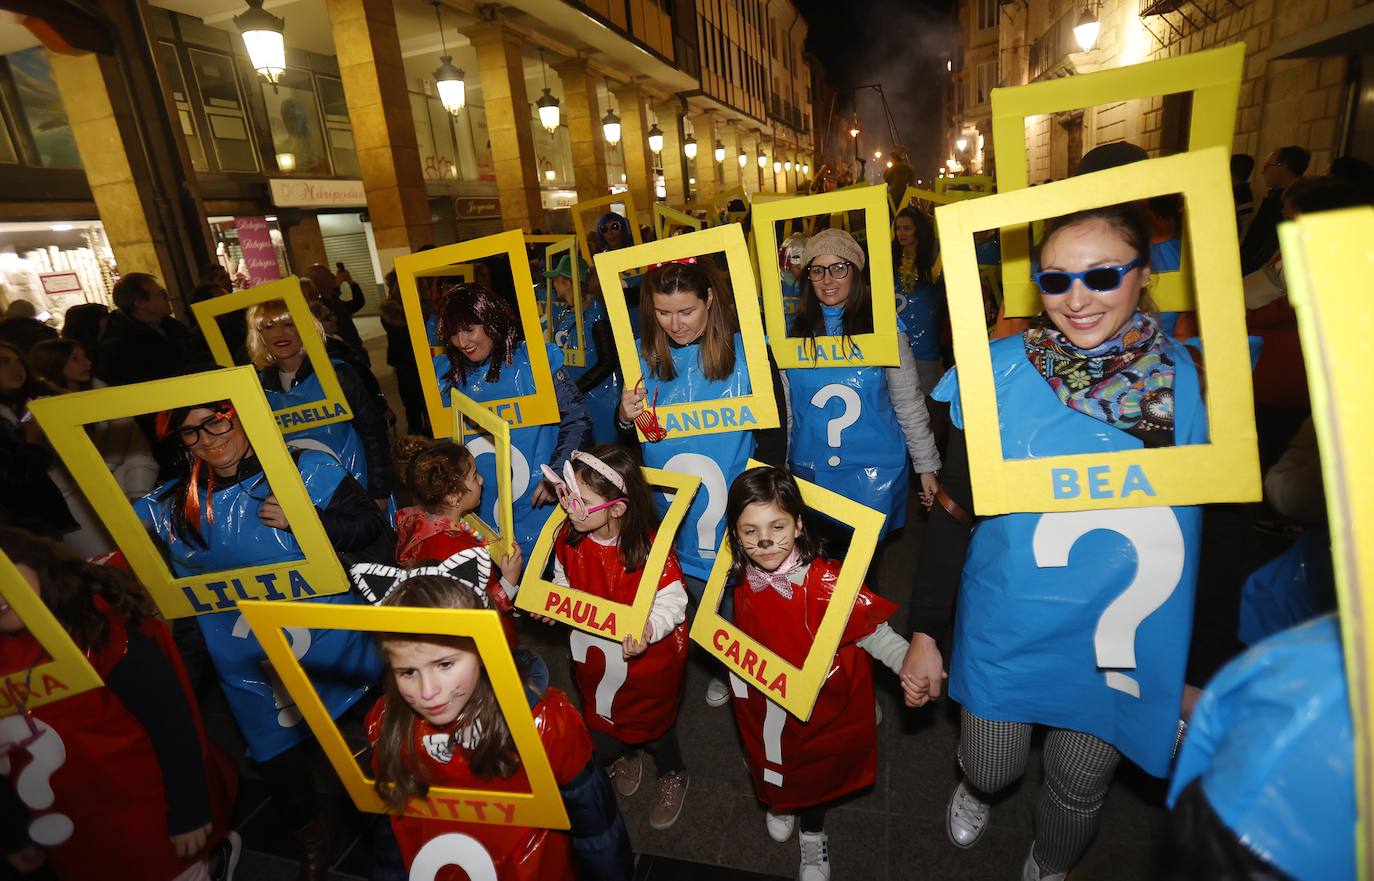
800 228 866 272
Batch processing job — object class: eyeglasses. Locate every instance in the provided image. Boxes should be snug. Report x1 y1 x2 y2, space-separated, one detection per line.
554 483 627 521
805 261 852 282
1032 257 1145 295
599 221 623 233
177 409 237 446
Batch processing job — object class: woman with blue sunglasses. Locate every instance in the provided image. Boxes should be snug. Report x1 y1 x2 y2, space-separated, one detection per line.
902 202 1208 881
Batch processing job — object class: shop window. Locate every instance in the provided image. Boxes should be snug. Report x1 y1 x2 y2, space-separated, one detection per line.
155 41 208 172
260 68 331 177
315 75 359 178
190 48 258 173
6 48 81 169
977 0 998 31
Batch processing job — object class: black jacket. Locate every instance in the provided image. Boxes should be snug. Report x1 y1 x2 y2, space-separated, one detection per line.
97 309 210 387
324 282 369 365
260 356 395 499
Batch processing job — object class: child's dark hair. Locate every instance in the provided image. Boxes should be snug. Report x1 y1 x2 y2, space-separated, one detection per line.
789 259 874 360
0 527 153 654
393 436 475 509
724 466 817 582
372 575 523 812
893 206 937 287
559 445 658 572
437 283 522 385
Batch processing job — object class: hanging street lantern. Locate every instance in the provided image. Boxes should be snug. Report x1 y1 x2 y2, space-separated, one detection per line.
683 133 698 160
713 140 726 163
602 108 622 145
647 122 665 154
234 0 286 89
1074 6 1101 51
430 1 465 115
535 50 560 132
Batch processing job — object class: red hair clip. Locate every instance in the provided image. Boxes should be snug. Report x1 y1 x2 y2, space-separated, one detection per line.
647 257 698 270
632 377 668 442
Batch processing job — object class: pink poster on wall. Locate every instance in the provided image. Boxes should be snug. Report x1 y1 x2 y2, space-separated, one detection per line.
233 216 282 284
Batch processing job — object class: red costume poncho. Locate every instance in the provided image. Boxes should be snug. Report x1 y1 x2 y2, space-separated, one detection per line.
366 686 593 881
397 507 517 645
0 599 235 881
554 530 688 743
729 557 895 812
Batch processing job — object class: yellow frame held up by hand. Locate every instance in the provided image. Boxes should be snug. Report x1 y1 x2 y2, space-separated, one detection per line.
752 184 900 368
515 467 700 642
594 224 780 441
653 203 704 240
541 236 585 369
688 460 884 721
936 146 1259 514
192 277 353 432
451 397 516 563
573 191 645 264
1280 207 1374 880
394 230 559 436
0 550 103 716
30 367 349 618
239 601 570 829
992 42 1244 316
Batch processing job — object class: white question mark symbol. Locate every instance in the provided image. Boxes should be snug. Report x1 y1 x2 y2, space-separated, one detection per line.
729 674 786 785
409 832 498 881
662 453 728 559
0 715 74 846
233 617 313 727
895 290 908 314
810 384 862 467
1033 507 1185 697
467 437 531 524
569 631 629 721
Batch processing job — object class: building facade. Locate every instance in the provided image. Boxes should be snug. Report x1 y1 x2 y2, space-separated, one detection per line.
0 0 820 316
948 0 1374 186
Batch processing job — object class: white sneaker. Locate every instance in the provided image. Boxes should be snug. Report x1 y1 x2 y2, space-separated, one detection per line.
765 810 796 842
705 676 731 707
799 830 830 881
947 780 990 848
1021 844 1066 881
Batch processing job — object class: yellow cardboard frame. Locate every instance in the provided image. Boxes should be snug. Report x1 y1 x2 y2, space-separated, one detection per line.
394 230 560 435
0 550 103 715
936 147 1259 514
653 203 704 240
451 397 516 562
239 601 569 829
30 368 349 618
752 184 900 368
1280 207 1374 879
572 191 644 264
593 224 780 440
192 277 352 432
688 460 884 721
936 175 995 196
992 43 1244 316
514 467 700 641
712 187 750 224
541 236 585 369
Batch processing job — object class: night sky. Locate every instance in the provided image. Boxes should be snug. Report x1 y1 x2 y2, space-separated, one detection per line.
794 0 956 182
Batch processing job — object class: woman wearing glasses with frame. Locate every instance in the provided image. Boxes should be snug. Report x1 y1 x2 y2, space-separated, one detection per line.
785 228 942 545
136 402 386 880
902 203 1207 881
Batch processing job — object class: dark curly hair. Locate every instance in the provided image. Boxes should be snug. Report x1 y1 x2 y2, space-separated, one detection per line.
437 283 523 386
393 435 476 509
0 527 153 654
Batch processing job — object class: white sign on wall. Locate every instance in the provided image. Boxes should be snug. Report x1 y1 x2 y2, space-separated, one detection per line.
269 178 368 208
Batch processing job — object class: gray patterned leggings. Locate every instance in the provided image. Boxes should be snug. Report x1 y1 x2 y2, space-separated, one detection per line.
959 708 1122 874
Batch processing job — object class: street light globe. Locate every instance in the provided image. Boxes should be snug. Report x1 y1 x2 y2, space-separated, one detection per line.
738 150 749 168
886 160 894 168
1074 8 1101 51
602 109 621 145
802 163 809 175
545 167 556 181
773 159 782 173
433 57 466 115
874 150 883 160
647 123 665 154
713 140 726 163
536 89 561 132
784 160 792 172
234 0 286 88
757 150 768 169
683 134 698 160
849 125 861 139
955 136 968 152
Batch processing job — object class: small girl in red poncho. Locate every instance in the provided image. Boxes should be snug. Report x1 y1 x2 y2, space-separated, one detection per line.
393 436 522 639
540 445 691 831
724 466 919 881
367 574 632 881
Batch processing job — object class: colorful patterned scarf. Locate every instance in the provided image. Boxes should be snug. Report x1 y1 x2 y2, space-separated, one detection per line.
1023 311 1176 447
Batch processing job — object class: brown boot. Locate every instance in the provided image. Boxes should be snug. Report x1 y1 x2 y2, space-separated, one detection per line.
293 814 332 881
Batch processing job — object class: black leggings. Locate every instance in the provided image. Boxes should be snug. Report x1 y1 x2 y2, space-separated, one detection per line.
798 803 828 834
257 739 321 826
591 727 686 777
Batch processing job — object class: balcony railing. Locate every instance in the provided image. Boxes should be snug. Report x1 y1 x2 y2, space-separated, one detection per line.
1028 8 1079 81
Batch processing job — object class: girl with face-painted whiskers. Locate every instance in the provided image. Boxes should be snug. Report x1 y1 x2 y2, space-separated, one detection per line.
904 202 1209 881
723 466 915 881
367 574 634 881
